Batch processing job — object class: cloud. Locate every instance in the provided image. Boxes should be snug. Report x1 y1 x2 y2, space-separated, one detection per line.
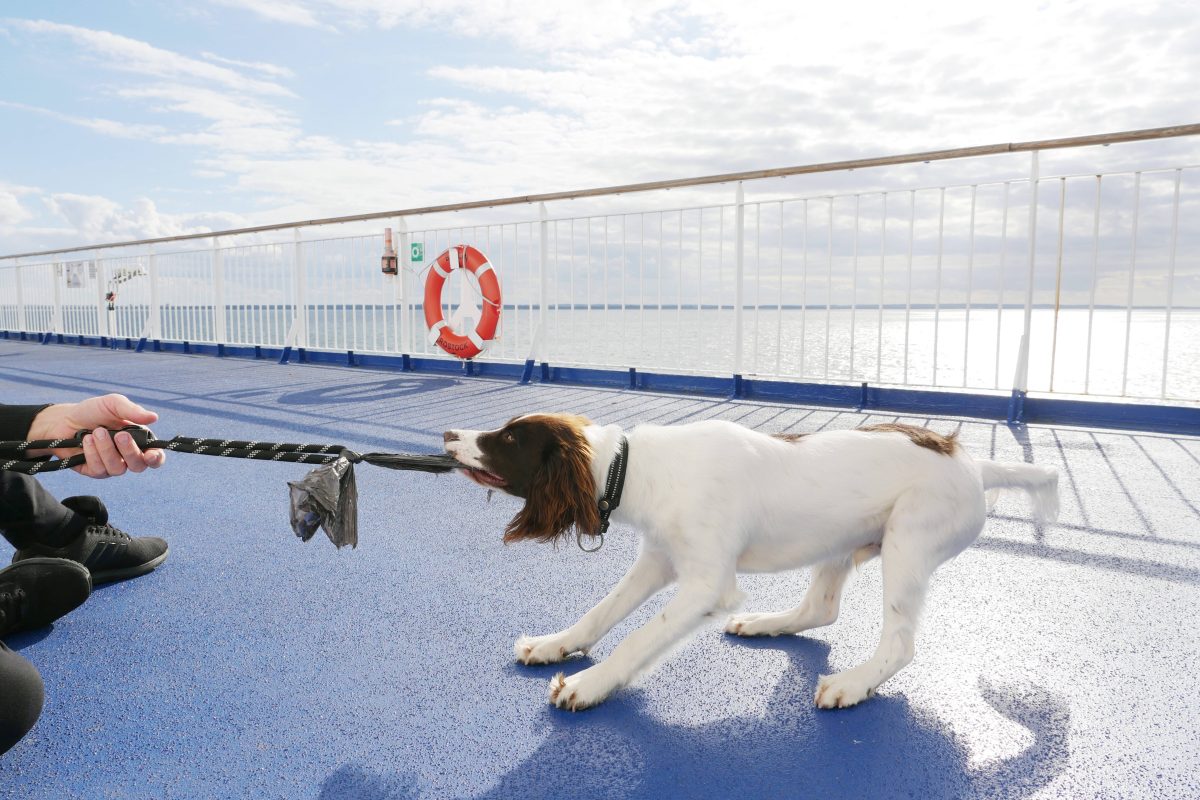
1 19 306 170
0 183 36 227
112 85 301 154
42 192 244 242
3 1 1200 257
212 0 687 45
4 18 294 97
200 51 296 79
0 181 250 254
208 0 323 28
0 99 168 140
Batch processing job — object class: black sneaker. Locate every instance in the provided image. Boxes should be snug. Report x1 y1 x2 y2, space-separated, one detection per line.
0 558 92 637
12 497 169 585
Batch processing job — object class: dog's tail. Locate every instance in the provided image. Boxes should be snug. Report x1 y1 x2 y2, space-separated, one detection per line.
980 462 1060 524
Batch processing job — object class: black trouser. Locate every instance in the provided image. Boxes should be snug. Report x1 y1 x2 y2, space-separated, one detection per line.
0 642 43 755
0 472 90 757
0 471 90 551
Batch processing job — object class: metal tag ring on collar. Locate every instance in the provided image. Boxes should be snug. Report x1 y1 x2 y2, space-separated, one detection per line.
577 529 604 553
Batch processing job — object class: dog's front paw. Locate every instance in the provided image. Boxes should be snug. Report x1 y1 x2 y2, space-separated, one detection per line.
724 611 785 637
814 669 876 709
514 633 582 665
548 666 617 711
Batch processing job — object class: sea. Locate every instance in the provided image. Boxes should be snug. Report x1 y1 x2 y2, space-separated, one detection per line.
6 304 1197 402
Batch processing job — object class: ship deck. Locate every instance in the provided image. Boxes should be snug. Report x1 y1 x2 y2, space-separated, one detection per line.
2 340 1199 799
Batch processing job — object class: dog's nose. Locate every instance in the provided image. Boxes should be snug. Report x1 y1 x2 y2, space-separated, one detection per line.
443 431 459 443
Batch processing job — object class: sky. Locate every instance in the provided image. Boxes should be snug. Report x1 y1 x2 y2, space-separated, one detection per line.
1 0 1198 255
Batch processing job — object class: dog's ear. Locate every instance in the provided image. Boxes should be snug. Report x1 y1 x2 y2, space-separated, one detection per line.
504 423 599 545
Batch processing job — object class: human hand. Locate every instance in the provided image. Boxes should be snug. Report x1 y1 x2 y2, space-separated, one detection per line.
26 393 167 478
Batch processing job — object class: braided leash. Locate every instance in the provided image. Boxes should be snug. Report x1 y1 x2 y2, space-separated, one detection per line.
0 427 458 550
0 426 458 475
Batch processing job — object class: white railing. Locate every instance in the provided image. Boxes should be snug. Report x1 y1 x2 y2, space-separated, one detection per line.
2 125 1198 403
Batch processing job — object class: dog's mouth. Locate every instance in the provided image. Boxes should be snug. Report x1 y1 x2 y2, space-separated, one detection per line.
460 467 508 489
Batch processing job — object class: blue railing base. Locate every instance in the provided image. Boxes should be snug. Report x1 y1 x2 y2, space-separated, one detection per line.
4 331 1197 436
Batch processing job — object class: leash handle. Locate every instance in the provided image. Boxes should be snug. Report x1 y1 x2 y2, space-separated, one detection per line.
0 426 157 455
72 426 157 450
0 426 160 475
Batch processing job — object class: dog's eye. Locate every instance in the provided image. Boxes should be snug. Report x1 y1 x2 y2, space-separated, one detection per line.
502 431 517 444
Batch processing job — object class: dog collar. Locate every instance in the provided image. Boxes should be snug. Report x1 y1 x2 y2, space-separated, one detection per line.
579 434 628 552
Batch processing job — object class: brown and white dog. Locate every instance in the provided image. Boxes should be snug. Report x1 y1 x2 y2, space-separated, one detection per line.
444 414 1058 711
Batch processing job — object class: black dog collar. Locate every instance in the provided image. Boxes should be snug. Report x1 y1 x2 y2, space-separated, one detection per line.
578 434 628 553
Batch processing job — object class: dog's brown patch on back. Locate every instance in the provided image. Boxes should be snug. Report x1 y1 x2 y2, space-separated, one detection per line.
771 432 809 443
858 422 958 455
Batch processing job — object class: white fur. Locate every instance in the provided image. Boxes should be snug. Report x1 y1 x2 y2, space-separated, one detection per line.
476 420 1058 711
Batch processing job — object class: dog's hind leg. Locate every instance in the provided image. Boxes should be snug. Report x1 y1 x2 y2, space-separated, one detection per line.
515 546 673 666
814 487 981 709
724 556 855 637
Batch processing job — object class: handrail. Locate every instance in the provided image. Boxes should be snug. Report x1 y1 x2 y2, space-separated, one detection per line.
3 122 1198 260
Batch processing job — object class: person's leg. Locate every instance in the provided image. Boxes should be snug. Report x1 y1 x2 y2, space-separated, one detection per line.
0 472 88 551
2 473 168 584
7 486 169 584
0 641 44 756
0 557 92 758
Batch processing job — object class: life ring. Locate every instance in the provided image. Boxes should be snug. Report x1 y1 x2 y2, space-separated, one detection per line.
423 245 502 359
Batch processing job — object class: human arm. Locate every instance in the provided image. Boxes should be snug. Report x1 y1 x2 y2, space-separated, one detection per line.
18 394 167 478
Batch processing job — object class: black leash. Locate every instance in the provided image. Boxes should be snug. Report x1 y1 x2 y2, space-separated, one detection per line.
581 434 628 553
0 426 458 476
0 426 459 550
2 427 627 553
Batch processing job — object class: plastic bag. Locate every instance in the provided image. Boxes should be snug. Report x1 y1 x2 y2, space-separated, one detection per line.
288 455 359 549
286 450 458 549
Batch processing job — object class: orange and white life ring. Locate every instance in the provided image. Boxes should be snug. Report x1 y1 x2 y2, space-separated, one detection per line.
423 245 502 359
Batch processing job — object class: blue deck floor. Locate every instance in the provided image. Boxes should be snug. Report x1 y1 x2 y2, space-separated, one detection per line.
1 340 1199 799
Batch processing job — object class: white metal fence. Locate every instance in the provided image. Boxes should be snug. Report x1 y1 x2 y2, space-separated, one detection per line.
2 127 1198 403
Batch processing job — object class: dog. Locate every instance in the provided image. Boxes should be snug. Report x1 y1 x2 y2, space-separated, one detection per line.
443 414 1058 712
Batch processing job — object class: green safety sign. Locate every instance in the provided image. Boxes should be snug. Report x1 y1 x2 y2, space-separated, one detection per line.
410 242 424 262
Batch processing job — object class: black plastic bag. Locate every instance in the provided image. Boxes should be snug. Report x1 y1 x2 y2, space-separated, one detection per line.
288 455 360 549
287 450 458 549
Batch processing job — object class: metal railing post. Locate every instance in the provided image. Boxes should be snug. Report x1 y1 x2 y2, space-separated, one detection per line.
293 229 307 349
1049 178 1067 392
95 254 110 339
1009 150 1040 423
1121 172 1142 397
212 237 227 343
538 202 549 363
51 259 63 335
397 217 409 354
733 182 746 384
1161 169 1182 399
147 244 160 340
14 259 27 333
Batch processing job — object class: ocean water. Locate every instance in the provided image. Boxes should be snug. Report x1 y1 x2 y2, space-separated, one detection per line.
5 304 1197 401
532 307 1199 401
